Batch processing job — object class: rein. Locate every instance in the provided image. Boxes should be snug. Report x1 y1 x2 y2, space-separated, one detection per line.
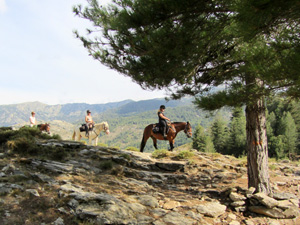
184 123 192 137
90 123 108 140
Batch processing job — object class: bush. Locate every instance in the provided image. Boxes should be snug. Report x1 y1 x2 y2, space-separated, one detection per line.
125 146 139 152
176 150 194 160
152 149 169 159
120 153 131 161
98 142 108 147
0 126 64 159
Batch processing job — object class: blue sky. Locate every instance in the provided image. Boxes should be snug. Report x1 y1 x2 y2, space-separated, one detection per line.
0 0 165 105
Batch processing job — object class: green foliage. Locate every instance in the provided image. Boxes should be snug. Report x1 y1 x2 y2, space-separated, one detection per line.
0 126 65 160
176 150 194 160
211 114 229 154
152 149 169 159
192 124 215 153
227 107 246 157
125 146 139 152
120 153 131 161
266 96 300 159
97 142 108 147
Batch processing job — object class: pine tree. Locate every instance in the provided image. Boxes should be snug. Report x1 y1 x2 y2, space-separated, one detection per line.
210 115 229 154
227 107 246 157
278 112 298 159
269 136 285 160
74 0 300 194
192 124 215 153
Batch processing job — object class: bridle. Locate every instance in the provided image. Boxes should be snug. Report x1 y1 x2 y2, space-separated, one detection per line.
91 123 109 140
184 123 192 137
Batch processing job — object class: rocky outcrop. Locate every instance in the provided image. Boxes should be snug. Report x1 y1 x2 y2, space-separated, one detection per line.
0 140 299 225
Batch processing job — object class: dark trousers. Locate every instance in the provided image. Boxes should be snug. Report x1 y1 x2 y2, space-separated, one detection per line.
159 120 167 136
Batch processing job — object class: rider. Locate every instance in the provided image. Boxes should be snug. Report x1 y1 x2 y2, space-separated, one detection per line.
29 111 37 127
158 105 171 138
85 110 94 136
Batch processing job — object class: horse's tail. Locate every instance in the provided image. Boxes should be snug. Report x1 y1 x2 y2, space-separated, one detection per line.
140 134 146 152
72 130 76 141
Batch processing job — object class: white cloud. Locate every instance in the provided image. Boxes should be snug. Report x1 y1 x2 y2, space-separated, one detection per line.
0 0 7 13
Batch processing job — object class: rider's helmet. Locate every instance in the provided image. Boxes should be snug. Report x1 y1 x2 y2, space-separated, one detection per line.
160 105 166 109
87 110 91 114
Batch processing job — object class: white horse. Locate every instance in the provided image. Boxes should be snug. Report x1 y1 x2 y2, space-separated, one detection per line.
72 122 110 146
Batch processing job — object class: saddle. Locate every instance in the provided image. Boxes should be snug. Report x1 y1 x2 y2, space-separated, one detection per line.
79 124 94 132
152 123 170 134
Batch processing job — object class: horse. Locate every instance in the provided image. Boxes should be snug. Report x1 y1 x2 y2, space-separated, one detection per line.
140 121 192 152
37 123 50 134
72 122 110 146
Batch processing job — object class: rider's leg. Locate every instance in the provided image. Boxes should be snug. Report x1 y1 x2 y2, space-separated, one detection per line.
85 124 89 137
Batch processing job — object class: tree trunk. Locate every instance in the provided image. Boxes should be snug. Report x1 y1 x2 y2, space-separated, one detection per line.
245 97 272 194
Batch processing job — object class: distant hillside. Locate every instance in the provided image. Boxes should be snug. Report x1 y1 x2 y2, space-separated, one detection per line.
0 98 232 151
0 100 132 126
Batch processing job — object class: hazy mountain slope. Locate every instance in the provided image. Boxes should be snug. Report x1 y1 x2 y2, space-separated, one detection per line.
0 98 232 151
115 98 192 115
0 100 132 126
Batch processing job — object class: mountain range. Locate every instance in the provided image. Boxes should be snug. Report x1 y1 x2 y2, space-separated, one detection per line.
0 98 193 127
0 98 230 151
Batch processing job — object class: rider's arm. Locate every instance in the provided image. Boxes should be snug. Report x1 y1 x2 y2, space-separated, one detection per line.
159 113 170 121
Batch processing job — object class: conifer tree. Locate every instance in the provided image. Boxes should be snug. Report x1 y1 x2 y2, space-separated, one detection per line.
278 112 298 158
192 124 215 153
74 0 300 194
211 115 229 154
227 107 246 157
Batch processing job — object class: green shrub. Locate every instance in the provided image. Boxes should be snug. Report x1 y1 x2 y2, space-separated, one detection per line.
152 149 169 159
125 146 139 152
98 142 108 147
176 150 194 159
120 153 131 161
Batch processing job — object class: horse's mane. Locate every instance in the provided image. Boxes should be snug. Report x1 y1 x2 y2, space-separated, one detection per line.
172 122 186 124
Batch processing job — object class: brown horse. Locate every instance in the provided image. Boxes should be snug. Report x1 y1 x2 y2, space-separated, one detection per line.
140 121 192 152
37 123 50 134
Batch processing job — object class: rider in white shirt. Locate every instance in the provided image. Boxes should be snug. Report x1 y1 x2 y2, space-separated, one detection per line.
85 110 94 136
29 111 37 127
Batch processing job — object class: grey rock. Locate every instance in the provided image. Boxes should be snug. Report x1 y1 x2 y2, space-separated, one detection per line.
150 208 168 217
162 211 196 225
253 193 279 208
231 201 246 207
155 162 185 172
53 217 64 225
272 192 298 200
26 189 40 197
0 183 24 195
248 205 299 219
229 192 247 202
135 195 159 208
196 202 227 217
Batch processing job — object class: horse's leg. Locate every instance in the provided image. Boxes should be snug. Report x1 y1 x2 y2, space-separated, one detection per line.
151 137 158 150
140 134 150 152
169 139 175 151
94 137 98 146
88 133 92 145
72 131 76 141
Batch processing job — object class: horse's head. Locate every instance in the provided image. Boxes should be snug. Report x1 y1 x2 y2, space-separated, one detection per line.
184 121 192 138
45 123 51 134
102 122 110 135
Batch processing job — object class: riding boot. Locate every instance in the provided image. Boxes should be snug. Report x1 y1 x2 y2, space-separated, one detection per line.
163 127 167 139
